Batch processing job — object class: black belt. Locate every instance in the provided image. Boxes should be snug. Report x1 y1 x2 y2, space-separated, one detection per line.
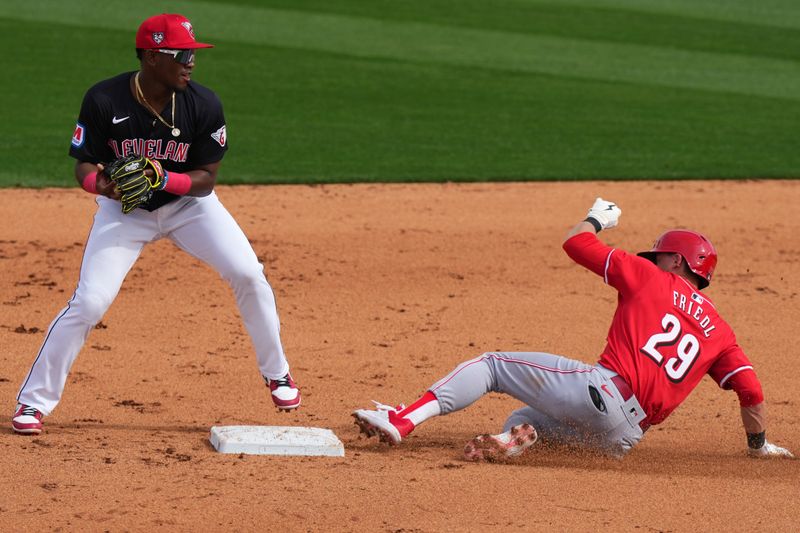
610 375 651 432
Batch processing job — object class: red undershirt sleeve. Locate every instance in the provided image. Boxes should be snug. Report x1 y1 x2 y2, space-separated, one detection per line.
708 344 764 407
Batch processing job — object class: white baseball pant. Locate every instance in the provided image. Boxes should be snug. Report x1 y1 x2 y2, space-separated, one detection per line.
17 192 289 415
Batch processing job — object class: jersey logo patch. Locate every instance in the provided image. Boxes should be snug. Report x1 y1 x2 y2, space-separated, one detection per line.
152 32 164 45
71 122 85 148
211 125 227 147
691 293 704 305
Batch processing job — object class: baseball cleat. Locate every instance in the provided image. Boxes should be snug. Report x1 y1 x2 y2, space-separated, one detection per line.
265 373 301 411
463 423 538 462
12 404 44 435
352 401 415 445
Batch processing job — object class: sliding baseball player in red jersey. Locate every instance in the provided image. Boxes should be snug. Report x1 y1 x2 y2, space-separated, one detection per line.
12 13 300 435
353 198 794 461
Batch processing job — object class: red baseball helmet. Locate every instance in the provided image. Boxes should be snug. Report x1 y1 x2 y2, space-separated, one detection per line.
637 230 717 289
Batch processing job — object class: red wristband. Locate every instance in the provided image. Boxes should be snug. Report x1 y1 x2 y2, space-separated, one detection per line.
82 172 98 194
163 171 192 195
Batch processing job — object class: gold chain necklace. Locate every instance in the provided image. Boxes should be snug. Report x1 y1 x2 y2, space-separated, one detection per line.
134 72 180 137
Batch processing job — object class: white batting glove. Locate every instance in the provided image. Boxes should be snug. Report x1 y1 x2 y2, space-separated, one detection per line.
586 197 622 230
748 441 795 459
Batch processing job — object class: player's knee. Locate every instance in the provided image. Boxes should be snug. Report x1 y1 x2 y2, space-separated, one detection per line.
224 263 269 290
503 407 536 432
72 290 113 325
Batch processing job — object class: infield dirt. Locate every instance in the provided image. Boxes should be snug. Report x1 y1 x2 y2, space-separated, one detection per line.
1 181 798 531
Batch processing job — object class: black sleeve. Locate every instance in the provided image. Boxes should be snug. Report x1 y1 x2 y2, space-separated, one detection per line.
69 88 113 164
187 92 228 167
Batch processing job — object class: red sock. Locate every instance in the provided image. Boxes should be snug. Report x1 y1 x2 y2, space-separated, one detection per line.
397 391 437 417
396 391 441 428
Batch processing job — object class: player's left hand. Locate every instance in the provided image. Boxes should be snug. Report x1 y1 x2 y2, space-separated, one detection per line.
143 159 167 190
105 154 167 214
586 197 622 230
748 441 795 459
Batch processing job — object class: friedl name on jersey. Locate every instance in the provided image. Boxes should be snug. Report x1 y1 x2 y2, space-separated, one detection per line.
108 138 190 162
672 290 716 338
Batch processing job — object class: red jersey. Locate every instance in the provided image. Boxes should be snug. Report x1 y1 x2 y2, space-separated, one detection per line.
563 232 761 425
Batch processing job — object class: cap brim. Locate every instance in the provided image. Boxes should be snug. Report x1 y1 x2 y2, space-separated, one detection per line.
173 42 214 49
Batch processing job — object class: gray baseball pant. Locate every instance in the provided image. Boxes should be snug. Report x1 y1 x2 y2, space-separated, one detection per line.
429 352 647 457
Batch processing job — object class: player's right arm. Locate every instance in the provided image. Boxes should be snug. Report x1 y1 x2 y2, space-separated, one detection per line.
75 161 120 200
709 346 794 459
70 82 123 200
741 403 793 458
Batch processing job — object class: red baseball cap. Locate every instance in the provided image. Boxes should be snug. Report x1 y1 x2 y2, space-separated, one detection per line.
136 13 213 50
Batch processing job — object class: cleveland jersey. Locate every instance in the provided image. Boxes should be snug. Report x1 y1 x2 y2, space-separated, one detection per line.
70 71 228 211
563 232 756 425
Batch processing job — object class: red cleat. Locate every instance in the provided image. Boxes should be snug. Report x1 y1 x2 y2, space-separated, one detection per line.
352 401 415 445
12 404 44 435
463 424 538 462
265 373 301 411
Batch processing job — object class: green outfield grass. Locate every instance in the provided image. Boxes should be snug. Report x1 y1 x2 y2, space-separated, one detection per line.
1 0 799 186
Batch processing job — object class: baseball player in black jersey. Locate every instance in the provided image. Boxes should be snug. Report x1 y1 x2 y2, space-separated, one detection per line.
12 13 300 435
